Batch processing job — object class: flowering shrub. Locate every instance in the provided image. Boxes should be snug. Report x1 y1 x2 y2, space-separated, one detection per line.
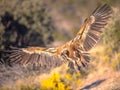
112 53 120 71
41 73 70 90
40 72 82 90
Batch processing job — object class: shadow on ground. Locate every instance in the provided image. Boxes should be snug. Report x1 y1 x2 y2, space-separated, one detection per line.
80 79 106 90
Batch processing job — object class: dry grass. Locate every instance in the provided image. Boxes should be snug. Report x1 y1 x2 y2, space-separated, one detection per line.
0 45 120 90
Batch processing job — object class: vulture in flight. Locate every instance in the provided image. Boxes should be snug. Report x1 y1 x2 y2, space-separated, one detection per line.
6 4 112 72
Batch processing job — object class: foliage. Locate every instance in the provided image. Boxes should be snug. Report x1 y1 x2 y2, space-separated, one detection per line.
0 0 54 50
40 72 82 90
111 53 120 71
102 8 120 71
103 8 120 53
41 73 69 90
0 1 120 90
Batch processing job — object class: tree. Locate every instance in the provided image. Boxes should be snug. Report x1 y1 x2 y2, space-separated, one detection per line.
0 0 54 61
0 0 54 48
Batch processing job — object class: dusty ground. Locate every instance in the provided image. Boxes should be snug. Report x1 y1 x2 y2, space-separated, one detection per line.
80 69 120 90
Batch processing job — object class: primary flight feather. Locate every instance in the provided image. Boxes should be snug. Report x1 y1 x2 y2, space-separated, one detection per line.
7 4 112 72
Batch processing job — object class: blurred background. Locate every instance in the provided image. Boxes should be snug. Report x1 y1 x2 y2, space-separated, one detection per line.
0 0 120 90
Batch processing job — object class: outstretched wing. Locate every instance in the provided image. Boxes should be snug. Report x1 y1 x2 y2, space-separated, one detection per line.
6 4 112 72
70 4 112 51
57 4 112 71
7 47 63 68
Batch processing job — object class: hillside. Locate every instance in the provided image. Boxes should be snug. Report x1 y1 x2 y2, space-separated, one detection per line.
0 0 120 90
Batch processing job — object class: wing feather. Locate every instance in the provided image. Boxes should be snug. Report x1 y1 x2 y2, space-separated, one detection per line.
5 4 112 72
71 4 112 51
8 47 63 68
62 4 112 71
84 4 112 51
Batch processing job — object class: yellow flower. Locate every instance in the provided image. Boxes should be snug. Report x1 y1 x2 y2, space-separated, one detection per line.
52 73 60 82
65 74 71 80
104 55 110 62
41 77 54 89
57 82 65 90
77 79 82 85
41 73 60 89
112 53 120 71
41 73 70 90
106 48 112 54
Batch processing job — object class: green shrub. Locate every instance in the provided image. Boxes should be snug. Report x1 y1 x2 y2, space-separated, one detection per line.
0 0 54 49
112 53 120 71
103 8 120 53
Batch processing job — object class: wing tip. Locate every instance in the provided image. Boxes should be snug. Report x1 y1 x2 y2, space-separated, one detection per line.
93 3 113 16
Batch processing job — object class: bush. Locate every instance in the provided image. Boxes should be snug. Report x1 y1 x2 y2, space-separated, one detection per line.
103 8 120 53
0 0 55 62
112 53 120 71
0 0 54 49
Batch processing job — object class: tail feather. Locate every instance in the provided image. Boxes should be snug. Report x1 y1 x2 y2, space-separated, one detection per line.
68 52 90 72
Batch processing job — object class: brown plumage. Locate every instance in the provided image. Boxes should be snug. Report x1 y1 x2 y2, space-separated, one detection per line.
7 4 112 72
